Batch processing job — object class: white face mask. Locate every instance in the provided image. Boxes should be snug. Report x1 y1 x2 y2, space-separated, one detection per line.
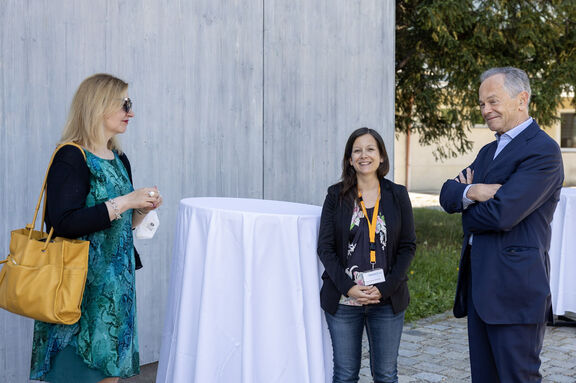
134 210 160 239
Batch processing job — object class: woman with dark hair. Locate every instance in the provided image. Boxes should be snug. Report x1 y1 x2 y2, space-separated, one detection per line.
317 127 416 383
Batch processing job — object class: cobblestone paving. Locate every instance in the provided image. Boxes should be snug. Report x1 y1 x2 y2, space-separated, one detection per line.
358 311 576 383
131 312 576 383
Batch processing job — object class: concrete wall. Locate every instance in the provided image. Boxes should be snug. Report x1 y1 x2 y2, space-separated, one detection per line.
0 1 395 381
263 1 396 202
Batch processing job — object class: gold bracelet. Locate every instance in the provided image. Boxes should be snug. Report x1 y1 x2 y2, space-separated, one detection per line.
108 199 122 220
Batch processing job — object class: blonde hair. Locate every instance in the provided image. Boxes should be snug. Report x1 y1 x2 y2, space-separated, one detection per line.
59 73 128 153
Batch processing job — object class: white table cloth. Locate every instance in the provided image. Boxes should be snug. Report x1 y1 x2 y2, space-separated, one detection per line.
549 188 576 316
156 198 332 383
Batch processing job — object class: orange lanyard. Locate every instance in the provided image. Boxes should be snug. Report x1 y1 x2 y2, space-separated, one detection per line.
358 186 380 266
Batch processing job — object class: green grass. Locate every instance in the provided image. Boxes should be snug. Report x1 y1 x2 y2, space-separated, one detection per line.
405 208 463 323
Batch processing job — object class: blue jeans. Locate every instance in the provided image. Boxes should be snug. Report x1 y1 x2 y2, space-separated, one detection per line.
325 304 405 383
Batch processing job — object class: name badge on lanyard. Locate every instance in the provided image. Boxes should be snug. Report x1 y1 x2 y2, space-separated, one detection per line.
355 268 385 285
356 186 386 285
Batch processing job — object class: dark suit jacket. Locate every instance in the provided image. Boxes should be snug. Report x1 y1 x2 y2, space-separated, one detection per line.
45 145 143 269
440 120 564 324
317 178 416 315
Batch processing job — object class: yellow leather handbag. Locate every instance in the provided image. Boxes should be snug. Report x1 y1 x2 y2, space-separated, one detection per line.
0 143 90 324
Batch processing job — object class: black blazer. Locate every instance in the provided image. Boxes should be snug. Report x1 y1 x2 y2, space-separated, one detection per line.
317 178 416 315
45 145 143 269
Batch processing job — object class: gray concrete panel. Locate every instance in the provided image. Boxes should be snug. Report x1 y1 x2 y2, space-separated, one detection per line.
0 1 394 381
263 0 395 206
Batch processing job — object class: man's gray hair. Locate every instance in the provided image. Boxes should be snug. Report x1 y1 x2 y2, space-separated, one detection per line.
480 67 531 104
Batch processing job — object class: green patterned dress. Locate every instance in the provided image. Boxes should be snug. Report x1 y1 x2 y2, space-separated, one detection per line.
30 151 140 382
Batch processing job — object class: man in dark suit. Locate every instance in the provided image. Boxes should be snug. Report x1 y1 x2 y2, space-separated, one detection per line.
440 67 564 382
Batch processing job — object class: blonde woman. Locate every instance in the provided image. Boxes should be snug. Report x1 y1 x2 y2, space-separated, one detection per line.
30 74 162 383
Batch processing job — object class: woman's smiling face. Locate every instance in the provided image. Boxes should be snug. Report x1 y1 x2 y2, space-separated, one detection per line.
349 133 383 177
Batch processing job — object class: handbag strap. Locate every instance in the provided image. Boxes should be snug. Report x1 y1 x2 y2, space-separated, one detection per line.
28 143 87 244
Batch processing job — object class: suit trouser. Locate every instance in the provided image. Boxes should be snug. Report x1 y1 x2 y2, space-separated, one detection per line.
466 247 546 382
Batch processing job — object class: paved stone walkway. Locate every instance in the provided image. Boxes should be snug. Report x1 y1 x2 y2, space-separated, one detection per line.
125 311 576 383
357 311 576 383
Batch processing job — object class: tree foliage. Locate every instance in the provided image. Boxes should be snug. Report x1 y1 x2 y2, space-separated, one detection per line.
396 0 576 159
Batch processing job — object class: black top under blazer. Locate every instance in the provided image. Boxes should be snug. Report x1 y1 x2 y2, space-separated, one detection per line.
45 145 143 269
317 178 416 315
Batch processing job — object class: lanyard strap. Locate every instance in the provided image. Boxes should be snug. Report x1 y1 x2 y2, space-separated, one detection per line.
358 186 380 266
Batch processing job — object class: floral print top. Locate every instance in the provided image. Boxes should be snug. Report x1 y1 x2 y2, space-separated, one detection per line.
339 200 388 306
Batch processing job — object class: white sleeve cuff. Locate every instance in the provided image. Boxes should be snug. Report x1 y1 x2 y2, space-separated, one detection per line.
462 185 475 210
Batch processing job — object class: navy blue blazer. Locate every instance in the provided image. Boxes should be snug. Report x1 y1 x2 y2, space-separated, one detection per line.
317 178 416 315
440 120 564 324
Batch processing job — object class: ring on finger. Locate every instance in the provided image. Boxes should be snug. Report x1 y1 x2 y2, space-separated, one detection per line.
148 191 156 197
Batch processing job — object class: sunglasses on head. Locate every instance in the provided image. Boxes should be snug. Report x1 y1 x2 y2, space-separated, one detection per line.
122 98 132 113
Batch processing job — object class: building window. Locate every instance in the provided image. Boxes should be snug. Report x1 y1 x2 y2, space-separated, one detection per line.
560 113 576 149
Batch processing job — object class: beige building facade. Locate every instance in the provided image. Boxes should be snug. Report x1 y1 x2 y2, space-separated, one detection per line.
394 107 576 192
